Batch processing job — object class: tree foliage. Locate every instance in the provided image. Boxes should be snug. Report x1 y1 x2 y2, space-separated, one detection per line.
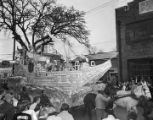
0 0 89 52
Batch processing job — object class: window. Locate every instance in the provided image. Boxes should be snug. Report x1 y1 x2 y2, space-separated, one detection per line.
128 59 153 82
126 18 153 43
75 61 80 70
91 61 95 66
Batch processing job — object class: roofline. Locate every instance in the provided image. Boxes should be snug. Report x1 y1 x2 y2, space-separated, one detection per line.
85 51 118 56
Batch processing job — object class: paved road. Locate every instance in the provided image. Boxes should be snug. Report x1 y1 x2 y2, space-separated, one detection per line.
70 106 145 120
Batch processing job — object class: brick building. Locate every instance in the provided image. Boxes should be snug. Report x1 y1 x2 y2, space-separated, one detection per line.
116 0 153 82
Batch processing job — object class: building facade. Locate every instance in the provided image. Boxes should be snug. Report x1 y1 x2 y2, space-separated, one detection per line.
116 0 153 82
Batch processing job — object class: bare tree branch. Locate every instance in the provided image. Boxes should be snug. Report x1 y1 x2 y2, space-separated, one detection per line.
35 38 53 51
0 0 89 53
17 24 30 45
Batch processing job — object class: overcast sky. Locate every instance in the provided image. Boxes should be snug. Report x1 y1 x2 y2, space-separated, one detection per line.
0 0 133 60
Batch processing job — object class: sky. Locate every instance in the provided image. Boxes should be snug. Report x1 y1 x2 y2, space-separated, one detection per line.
58 0 117 52
0 0 133 60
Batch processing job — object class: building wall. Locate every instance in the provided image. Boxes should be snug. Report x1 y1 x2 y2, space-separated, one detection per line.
116 0 153 81
89 59 106 66
111 58 118 69
89 58 118 69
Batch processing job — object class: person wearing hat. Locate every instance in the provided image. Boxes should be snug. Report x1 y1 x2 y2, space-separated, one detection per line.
0 93 16 120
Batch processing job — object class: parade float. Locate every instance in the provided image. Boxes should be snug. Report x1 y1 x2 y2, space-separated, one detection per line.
12 35 113 108
13 54 111 108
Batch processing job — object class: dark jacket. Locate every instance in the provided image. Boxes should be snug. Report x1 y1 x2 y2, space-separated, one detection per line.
19 91 30 102
0 101 16 120
40 94 52 107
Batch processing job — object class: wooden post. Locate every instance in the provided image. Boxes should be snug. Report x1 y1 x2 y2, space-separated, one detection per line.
12 38 16 75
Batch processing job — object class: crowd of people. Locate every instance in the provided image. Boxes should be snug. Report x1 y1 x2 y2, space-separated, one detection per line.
94 77 153 120
0 85 75 120
94 85 138 120
0 77 153 120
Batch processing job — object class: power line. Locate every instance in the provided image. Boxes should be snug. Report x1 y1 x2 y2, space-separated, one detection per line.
85 0 134 16
85 0 114 15
0 54 12 55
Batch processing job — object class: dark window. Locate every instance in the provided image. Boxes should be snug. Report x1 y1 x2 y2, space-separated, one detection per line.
128 58 153 83
126 18 153 43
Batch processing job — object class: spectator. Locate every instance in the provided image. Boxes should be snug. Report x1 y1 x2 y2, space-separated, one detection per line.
18 86 31 103
122 82 126 91
0 89 6 105
147 81 153 102
126 82 130 91
95 88 111 120
57 103 74 120
40 90 52 107
2 80 9 90
9 90 18 107
47 112 61 120
0 93 16 120
131 81 137 94
39 106 56 120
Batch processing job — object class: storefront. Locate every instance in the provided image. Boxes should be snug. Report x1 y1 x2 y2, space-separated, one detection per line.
116 0 153 82
128 58 153 83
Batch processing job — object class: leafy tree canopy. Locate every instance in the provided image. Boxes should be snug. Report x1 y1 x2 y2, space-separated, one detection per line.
0 0 89 53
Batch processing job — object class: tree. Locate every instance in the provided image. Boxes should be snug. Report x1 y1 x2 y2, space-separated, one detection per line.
88 46 98 54
0 0 89 53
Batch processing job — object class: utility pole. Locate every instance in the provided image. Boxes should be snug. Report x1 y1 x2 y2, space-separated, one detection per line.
12 38 16 75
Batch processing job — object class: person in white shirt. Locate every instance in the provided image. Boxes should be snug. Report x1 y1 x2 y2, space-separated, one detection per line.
23 96 40 120
122 82 126 91
47 112 62 120
57 103 74 120
47 115 62 120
